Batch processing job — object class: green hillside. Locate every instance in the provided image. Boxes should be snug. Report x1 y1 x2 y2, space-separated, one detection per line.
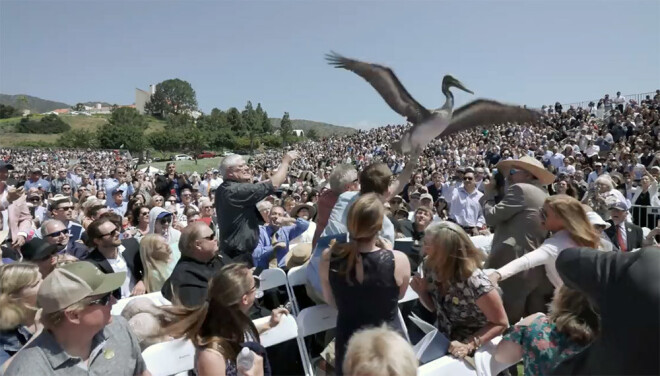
269 118 356 137
0 94 70 114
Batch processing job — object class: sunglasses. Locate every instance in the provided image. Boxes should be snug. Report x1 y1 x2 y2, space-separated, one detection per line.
57 206 74 211
509 168 521 176
88 293 112 307
158 218 172 225
140 211 150 216
100 229 119 238
168 200 176 203
202 233 216 241
463 177 474 181
46 228 69 238
29 197 41 202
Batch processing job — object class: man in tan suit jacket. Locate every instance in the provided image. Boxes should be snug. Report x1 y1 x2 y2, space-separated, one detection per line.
480 156 555 323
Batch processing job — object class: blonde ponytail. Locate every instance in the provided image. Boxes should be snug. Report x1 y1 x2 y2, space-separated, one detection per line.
0 263 41 330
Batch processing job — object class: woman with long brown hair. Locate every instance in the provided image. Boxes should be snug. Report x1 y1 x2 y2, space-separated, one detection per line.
494 286 600 376
160 263 286 376
489 194 601 289
319 193 410 375
411 221 508 359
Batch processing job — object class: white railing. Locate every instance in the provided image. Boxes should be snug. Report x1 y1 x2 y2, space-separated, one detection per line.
562 91 656 110
630 205 660 229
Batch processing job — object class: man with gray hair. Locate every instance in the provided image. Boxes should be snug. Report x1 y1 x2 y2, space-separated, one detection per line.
216 151 299 265
311 164 358 247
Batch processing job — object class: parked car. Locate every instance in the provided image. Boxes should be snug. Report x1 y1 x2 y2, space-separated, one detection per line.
222 151 235 157
172 154 193 161
196 151 216 159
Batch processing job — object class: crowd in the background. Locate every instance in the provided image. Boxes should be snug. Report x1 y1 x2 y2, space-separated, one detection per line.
0 90 658 376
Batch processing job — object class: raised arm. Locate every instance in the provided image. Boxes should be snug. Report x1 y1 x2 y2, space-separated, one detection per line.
480 184 526 227
269 151 299 188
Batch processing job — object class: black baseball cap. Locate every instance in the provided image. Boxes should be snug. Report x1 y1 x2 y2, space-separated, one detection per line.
22 238 58 261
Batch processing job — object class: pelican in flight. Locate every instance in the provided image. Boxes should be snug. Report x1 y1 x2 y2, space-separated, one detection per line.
326 51 541 154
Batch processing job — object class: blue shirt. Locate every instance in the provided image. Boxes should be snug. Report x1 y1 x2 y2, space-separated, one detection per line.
103 178 134 205
23 178 50 192
108 200 128 216
306 233 348 297
0 326 32 367
322 191 395 244
253 219 309 269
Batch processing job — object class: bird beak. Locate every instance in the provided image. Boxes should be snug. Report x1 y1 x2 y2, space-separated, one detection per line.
453 79 474 95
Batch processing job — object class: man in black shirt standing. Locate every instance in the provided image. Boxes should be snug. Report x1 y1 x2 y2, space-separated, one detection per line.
216 151 298 265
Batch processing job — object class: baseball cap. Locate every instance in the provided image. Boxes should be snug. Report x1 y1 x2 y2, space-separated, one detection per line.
410 191 421 199
21 238 58 261
420 193 433 202
112 187 124 195
156 212 172 220
607 200 628 211
38 261 125 314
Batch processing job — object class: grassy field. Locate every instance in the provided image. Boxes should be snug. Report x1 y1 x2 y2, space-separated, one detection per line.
0 114 167 146
138 156 225 174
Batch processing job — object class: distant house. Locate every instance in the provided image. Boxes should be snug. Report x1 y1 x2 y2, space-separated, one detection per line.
273 129 305 137
43 108 70 115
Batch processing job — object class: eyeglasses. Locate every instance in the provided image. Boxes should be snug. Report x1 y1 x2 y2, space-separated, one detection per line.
29 197 41 203
202 233 216 241
463 177 474 181
87 293 112 307
46 228 69 238
57 206 74 211
140 211 150 216
250 276 264 299
62 187 71 190
168 200 176 203
100 229 119 238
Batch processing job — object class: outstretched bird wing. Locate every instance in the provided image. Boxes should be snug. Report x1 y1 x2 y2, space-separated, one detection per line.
326 51 432 125
441 99 542 137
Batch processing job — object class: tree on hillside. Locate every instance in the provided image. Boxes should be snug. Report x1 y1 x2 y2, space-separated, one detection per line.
72 103 85 111
226 107 244 136
165 113 194 130
242 101 261 154
256 103 272 134
110 107 148 129
16 114 70 134
0 104 20 119
307 128 319 141
97 121 146 153
145 78 198 117
280 112 293 147
57 129 98 148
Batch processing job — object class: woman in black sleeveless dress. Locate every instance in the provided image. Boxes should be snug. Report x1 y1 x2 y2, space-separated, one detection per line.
320 193 411 375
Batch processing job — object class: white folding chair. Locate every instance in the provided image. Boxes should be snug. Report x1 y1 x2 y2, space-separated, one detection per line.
286 263 308 316
111 291 171 316
296 304 338 376
254 314 299 348
259 268 289 291
142 338 195 376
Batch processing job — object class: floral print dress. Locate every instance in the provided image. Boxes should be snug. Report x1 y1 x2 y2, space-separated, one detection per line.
426 268 495 341
502 314 585 376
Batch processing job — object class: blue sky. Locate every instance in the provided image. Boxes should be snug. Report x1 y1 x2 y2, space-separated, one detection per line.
1 0 658 129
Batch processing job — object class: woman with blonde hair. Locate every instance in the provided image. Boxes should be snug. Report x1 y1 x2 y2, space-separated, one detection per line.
161 263 287 376
411 221 508 359
320 193 410 375
494 286 600 376
343 325 418 376
490 194 601 289
140 234 173 293
0 263 42 368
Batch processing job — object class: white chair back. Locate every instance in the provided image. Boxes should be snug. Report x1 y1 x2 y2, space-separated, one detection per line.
142 338 195 376
111 291 171 316
296 304 337 337
296 304 338 376
286 264 308 315
399 284 419 304
259 268 288 291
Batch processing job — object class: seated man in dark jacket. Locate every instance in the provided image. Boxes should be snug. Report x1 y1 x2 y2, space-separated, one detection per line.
552 247 660 376
162 222 226 307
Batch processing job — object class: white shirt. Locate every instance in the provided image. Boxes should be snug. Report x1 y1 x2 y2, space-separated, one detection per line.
497 230 578 289
449 187 485 227
107 249 135 298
